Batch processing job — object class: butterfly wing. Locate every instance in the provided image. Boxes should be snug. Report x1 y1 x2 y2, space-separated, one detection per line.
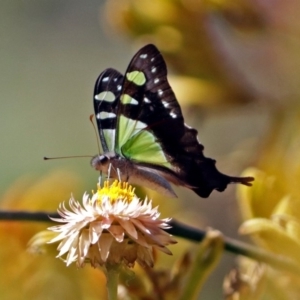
115 44 253 197
93 68 123 153
114 45 184 168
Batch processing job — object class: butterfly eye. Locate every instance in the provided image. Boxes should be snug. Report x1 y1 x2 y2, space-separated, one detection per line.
99 155 109 164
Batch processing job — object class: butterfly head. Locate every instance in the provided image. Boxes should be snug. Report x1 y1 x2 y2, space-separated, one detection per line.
91 153 113 172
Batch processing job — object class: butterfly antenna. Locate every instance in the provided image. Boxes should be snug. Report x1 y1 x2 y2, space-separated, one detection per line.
89 114 102 155
44 155 93 160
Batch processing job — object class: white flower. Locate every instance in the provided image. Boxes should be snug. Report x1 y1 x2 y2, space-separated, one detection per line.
48 180 176 268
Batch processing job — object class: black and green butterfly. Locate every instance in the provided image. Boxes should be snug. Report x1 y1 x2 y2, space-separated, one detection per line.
91 44 253 198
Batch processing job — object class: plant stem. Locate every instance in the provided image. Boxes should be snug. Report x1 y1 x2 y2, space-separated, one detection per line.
106 265 119 300
168 219 300 276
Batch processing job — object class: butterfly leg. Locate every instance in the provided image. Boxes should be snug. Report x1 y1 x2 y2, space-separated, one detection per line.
116 168 122 182
107 163 113 180
98 173 102 185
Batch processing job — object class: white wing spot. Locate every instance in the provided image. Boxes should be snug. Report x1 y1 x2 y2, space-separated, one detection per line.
130 98 139 105
144 97 151 103
140 53 148 59
113 77 118 82
162 100 169 108
170 112 177 118
95 91 115 102
158 89 163 96
97 112 116 119
117 85 122 91
151 57 155 62
154 78 159 84
149 106 154 111
151 67 157 73
102 76 109 82
121 94 139 105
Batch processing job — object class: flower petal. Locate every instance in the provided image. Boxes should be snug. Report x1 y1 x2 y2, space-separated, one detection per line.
118 219 138 239
240 218 300 264
108 225 125 242
89 221 103 244
56 232 79 257
78 229 90 258
98 234 114 262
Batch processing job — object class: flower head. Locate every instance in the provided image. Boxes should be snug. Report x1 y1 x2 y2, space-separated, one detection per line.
48 180 176 268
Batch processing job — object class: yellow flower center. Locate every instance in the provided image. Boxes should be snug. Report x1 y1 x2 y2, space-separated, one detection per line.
97 180 135 204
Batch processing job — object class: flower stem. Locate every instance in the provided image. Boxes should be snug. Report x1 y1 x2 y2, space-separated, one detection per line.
106 265 119 300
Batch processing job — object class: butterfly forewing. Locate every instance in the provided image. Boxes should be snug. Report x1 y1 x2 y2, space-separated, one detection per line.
116 45 204 170
93 68 123 153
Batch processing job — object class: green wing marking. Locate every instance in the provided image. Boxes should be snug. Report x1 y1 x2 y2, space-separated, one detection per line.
126 71 146 86
118 115 171 167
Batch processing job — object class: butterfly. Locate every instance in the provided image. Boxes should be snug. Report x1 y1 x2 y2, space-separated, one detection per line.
91 44 254 198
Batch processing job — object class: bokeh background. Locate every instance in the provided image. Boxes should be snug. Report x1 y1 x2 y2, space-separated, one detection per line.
2 1 300 299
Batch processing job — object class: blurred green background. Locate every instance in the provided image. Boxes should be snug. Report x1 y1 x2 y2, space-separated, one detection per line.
3 0 299 299
0 1 132 193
